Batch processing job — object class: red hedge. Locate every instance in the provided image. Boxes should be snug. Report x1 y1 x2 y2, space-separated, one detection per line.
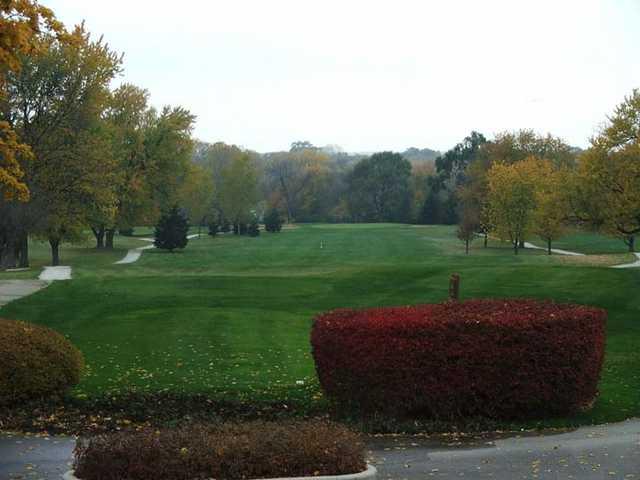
311 299 606 419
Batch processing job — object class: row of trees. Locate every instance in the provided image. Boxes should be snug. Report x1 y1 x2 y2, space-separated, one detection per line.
2 3 637 266
0 3 196 267
190 141 441 229
456 90 640 254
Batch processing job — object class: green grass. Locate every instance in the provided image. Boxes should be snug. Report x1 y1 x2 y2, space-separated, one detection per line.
1 224 639 429
534 229 631 254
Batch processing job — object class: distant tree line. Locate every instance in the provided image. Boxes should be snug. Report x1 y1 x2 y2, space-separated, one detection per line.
2 2 638 268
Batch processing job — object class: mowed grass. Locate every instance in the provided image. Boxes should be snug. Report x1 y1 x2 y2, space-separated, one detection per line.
1 224 639 428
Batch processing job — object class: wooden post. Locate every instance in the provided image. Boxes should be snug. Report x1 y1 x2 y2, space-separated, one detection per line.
449 274 460 302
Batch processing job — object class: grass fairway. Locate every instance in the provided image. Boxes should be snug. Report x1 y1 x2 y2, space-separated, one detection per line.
1 224 639 429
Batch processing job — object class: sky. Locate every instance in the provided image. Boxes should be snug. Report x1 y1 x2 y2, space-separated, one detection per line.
45 0 640 153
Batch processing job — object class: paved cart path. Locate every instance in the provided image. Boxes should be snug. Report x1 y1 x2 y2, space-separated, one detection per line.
1 419 639 479
523 241 585 256
0 280 49 308
612 252 640 269
38 266 72 281
114 234 201 265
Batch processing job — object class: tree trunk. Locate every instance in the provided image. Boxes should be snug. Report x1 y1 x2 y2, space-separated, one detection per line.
484 233 488 248
105 229 115 249
92 225 105 249
465 239 469 254
49 238 60 267
279 178 294 223
628 235 635 252
547 238 552 255
0 237 17 269
18 233 29 268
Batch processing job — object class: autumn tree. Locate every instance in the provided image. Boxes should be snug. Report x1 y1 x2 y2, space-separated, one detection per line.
217 152 259 231
178 163 214 235
531 162 568 254
571 91 640 251
90 84 150 249
1 25 121 266
0 0 65 202
144 106 196 214
487 158 540 254
457 204 480 254
429 131 487 224
459 130 576 250
457 156 492 247
347 152 411 222
409 161 436 223
486 130 577 169
194 141 255 224
264 147 329 222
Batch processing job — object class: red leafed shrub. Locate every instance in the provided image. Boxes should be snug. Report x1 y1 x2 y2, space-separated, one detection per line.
311 299 606 419
73 421 365 480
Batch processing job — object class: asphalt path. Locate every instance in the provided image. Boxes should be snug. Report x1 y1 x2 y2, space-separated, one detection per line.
1 419 638 479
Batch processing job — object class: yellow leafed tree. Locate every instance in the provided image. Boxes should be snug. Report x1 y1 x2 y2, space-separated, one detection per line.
487 157 541 254
0 0 65 201
572 90 640 251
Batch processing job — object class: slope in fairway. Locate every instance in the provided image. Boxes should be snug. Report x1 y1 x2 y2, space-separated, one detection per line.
1 224 638 427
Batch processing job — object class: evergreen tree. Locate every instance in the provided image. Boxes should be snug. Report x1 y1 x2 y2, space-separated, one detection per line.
248 216 260 237
154 206 189 252
208 220 219 236
264 207 283 233
420 192 441 224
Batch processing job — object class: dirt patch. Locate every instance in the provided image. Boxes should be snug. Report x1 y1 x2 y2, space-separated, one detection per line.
554 253 635 267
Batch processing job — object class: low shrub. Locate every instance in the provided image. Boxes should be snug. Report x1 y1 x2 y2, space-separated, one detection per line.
73 420 365 480
0 318 85 405
233 222 248 235
311 299 606 419
208 220 219 236
248 217 260 237
264 207 283 233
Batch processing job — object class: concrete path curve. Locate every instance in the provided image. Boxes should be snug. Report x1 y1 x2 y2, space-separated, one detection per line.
0 280 48 307
1 418 639 479
38 266 72 281
524 241 585 256
370 418 640 479
114 244 155 264
114 234 201 265
612 252 640 269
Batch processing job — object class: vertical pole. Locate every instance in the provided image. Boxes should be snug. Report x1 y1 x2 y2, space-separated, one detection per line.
449 274 460 302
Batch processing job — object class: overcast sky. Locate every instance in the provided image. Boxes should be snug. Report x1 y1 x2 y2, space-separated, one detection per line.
46 0 640 153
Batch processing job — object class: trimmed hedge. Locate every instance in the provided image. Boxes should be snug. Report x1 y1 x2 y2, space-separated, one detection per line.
73 421 366 480
311 299 606 419
0 318 85 405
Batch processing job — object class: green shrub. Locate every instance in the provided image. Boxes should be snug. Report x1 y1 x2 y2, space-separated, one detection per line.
207 220 219 236
73 421 366 480
233 222 248 235
0 318 85 405
264 207 283 232
248 217 260 237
